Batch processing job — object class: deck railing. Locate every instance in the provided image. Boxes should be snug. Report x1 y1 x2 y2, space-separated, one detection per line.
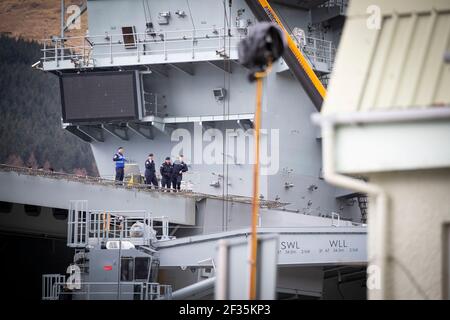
0 164 285 209
42 276 172 300
42 274 66 300
291 31 335 72
67 201 172 248
41 27 246 67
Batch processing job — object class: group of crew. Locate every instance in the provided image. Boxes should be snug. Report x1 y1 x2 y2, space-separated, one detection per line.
113 147 188 191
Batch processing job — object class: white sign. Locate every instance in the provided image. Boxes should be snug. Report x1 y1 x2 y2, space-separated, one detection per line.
277 233 366 265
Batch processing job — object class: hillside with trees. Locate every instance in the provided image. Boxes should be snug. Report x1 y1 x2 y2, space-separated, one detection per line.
0 35 97 176
0 0 87 42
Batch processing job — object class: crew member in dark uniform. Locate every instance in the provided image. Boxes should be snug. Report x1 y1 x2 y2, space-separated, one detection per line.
171 155 188 191
144 153 158 189
160 157 173 191
113 147 127 184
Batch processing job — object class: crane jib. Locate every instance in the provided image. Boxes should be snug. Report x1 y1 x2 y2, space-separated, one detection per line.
245 0 327 111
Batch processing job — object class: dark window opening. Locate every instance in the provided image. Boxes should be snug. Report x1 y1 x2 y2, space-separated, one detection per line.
24 205 41 217
0 201 13 214
53 208 68 220
121 257 134 281
134 257 150 281
122 26 137 49
149 260 159 282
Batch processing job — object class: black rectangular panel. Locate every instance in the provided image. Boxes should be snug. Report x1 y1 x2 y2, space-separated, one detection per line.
60 71 139 123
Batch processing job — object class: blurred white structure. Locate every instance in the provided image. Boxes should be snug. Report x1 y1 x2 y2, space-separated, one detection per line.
314 0 450 299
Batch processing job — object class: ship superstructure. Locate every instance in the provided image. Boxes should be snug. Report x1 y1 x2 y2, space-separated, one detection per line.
40 0 360 222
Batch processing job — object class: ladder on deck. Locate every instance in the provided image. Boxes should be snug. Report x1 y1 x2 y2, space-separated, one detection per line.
67 200 89 248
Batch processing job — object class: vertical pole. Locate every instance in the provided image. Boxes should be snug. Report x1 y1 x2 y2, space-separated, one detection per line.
163 217 168 239
55 42 58 66
249 74 263 300
219 28 221 52
97 212 100 244
164 32 167 60
216 240 228 299
140 74 144 116
248 63 272 300
74 201 78 246
61 0 65 40
110 36 113 64
136 30 140 62
192 30 195 59
67 202 72 246
60 0 65 64
85 201 89 245
83 37 86 66
116 216 123 300
313 38 317 65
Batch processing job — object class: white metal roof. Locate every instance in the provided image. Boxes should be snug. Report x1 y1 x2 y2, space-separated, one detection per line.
322 0 450 114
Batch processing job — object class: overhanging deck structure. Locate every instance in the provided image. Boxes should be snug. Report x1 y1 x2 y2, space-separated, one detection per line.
157 226 366 267
0 165 283 226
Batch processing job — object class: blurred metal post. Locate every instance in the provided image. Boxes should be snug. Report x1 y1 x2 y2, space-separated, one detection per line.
215 234 278 300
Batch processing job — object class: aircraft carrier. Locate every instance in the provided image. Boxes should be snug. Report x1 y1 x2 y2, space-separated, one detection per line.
0 0 371 300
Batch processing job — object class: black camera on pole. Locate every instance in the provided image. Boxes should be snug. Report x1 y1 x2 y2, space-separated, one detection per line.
238 22 286 81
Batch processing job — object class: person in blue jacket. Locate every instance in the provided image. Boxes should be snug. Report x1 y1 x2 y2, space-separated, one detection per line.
113 147 127 183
